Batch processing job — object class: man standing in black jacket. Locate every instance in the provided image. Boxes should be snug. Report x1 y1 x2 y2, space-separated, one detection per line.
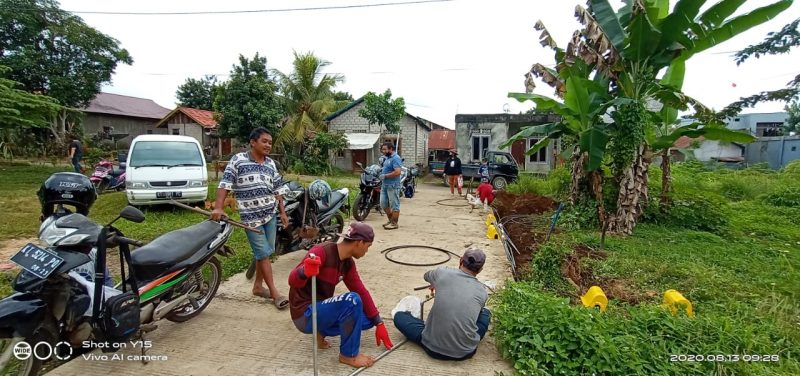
443 149 462 196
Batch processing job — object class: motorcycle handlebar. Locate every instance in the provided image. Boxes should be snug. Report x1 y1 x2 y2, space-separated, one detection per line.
116 236 144 247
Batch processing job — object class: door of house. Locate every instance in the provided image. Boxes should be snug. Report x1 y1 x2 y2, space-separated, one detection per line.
510 139 526 169
221 138 232 155
352 150 367 171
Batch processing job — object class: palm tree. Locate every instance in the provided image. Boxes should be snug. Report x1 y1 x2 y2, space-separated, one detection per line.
272 51 345 151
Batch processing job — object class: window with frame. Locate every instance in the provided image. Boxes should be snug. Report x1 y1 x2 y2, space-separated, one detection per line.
472 135 489 161
336 149 345 158
528 138 547 163
171 128 180 135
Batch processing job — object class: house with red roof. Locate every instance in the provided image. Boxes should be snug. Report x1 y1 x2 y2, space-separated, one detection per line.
155 107 233 159
81 92 171 144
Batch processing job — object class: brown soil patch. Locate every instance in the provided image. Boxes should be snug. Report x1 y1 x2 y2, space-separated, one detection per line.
493 191 558 274
493 191 557 218
494 192 646 306
562 244 643 305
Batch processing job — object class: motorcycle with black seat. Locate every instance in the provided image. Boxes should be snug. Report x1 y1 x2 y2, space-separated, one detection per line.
245 180 349 279
0 205 234 376
352 162 383 221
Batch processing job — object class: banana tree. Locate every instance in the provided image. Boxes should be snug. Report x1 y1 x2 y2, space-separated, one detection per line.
572 0 791 234
504 49 625 228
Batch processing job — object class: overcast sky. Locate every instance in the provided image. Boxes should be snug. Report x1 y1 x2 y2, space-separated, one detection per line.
59 0 799 129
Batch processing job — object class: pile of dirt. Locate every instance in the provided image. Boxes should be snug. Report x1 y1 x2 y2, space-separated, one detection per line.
492 191 558 274
493 191 557 218
562 245 646 305
493 192 647 305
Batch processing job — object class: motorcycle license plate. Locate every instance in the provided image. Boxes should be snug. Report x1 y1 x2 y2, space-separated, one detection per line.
156 191 182 199
10 243 64 279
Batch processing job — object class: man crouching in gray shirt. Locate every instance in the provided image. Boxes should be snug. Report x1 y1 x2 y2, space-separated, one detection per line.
393 247 491 360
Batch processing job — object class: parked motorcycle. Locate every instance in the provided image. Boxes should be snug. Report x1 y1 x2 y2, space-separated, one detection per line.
0 205 233 375
352 162 383 221
89 159 126 194
403 165 421 198
245 181 349 279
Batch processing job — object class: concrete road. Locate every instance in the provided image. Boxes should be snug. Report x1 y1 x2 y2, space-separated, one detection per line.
49 181 513 376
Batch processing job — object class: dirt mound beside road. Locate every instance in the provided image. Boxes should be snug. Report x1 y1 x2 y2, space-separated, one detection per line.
493 191 557 218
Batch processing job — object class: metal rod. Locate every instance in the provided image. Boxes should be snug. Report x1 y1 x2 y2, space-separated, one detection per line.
169 200 263 234
347 339 408 376
311 265 319 376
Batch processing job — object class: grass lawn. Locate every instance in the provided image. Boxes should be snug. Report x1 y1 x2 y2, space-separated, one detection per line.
0 163 359 297
493 163 800 375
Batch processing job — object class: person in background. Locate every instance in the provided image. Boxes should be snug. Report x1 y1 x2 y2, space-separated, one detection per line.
379 142 403 230
392 247 491 360
288 222 394 368
476 177 495 211
68 139 83 173
478 158 489 182
443 149 462 196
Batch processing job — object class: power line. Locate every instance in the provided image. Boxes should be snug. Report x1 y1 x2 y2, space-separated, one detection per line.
63 0 454 16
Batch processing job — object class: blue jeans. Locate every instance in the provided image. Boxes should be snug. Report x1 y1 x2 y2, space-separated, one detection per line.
244 216 277 261
393 308 491 360
293 292 375 357
72 158 81 173
380 183 401 211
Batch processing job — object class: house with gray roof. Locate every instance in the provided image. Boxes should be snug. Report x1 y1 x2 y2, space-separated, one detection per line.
325 97 439 171
81 92 171 145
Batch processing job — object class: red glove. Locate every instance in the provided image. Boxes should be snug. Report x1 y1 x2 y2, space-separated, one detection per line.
375 322 393 350
302 255 321 278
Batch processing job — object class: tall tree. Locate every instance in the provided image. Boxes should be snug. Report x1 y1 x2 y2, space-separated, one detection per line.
786 100 800 134
213 53 283 143
720 17 800 117
176 75 218 110
358 89 405 149
271 51 344 150
0 0 132 143
332 90 355 112
0 66 61 129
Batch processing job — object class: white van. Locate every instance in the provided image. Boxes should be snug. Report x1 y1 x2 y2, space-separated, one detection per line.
125 135 208 206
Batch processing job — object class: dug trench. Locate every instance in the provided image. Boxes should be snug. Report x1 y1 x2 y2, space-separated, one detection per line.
492 191 647 305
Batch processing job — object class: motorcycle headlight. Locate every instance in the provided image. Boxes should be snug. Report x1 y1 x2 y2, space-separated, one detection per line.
126 181 147 189
189 180 207 187
39 221 77 246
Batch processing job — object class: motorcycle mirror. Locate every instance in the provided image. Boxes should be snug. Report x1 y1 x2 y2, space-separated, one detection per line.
120 206 145 223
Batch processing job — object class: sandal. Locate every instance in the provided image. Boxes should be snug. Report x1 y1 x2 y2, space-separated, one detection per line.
253 290 289 310
273 295 289 310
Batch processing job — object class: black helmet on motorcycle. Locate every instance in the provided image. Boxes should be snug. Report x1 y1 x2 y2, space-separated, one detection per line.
38 172 97 218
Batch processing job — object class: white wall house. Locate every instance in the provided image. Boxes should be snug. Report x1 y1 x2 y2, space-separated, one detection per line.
325 97 437 171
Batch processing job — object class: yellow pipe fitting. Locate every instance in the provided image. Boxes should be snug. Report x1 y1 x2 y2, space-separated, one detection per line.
485 213 496 227
486 224 499 240
580 286 608 312
663 289 693 317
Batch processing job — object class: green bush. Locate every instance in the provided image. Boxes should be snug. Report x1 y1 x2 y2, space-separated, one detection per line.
782 160 800 175
290 160 306 175
526 243 572 293
763 186 800 207
558 201 600 230
506 167 570 200
642 190 728 234
718 177 760 201
493 283 800 375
